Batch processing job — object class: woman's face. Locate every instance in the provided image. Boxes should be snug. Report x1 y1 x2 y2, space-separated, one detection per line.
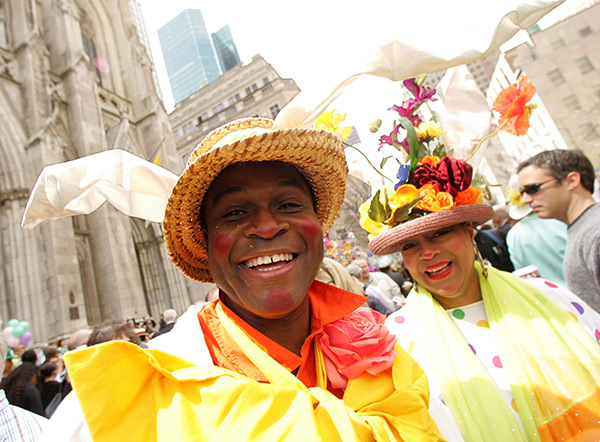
397 223 481 308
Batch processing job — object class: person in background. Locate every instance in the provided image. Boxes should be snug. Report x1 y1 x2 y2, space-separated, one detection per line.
42 347 63 375
3 346 15 378
377 255 412 295
38 362 60 414
87 320 142 347
517 149 600 309
152 309 177 338
0 333 46 440
0 357 44 416
490 205 513 236
66 329 92 352
316 256 364 294
352 258 401 302
505 174 568 285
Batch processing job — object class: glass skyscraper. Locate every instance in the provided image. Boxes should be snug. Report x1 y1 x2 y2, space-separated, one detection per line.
158 9 222 104
211 25 241 73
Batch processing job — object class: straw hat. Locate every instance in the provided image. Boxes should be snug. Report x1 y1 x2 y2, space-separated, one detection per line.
368 204 493 256
163 118 348 282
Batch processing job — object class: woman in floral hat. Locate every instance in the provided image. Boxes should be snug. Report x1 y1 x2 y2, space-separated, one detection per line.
354 76 600 441
368 186 600 441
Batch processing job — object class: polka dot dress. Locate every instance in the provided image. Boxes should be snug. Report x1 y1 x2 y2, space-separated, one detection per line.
386 277 600 440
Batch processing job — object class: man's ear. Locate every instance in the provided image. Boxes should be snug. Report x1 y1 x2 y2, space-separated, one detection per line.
565 171 582 191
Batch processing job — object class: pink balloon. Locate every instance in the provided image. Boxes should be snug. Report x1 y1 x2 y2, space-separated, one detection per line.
5 334 19 348
2 327 13 340
19 331 32 346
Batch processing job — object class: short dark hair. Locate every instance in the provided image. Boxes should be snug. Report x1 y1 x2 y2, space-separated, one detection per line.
39 362 57 379
517 149 595 193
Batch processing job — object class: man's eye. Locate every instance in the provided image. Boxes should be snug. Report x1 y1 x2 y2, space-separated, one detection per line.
280 202 302 210
222 209 245 218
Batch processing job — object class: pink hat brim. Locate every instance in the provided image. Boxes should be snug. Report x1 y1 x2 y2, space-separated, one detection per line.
369 205 493 256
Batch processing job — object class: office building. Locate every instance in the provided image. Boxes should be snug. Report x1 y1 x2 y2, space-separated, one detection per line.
212 25 241 73
504 1 600 166
158 9 222 104
0 0 202 343
170 54 300 164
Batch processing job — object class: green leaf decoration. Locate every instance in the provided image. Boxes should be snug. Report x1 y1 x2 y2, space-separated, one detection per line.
368 189 387 223
398 117 420 182
380 156 392 169
382 187 392 221
389 196 424 225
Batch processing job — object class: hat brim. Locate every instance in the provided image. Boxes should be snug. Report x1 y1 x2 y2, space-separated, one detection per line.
163 118 348 282
509 203 532 220
369 204 493 256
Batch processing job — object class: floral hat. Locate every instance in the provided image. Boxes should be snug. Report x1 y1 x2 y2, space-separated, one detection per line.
316 75 536 256
507 173 532 220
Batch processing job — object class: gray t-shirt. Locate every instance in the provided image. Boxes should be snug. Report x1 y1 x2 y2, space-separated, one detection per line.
564 203 600 310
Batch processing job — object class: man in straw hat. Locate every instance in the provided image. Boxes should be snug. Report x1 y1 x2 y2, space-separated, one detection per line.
44 118 444 441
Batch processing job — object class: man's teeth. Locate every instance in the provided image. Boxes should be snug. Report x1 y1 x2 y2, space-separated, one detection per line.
426 262 451 275
245 253 294 269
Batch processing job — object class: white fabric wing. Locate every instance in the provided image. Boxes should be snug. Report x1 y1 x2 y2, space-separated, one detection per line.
274 0 564 129
21 150 178 229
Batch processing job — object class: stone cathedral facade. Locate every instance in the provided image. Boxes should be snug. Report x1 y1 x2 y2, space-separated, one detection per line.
0 0 208 344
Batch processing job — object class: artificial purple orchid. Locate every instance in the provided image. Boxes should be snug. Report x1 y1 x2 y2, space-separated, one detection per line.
388 102 421 127
379 125 400 150
403 79 437 103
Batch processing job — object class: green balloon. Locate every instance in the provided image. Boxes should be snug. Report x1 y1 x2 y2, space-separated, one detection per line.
7 319 19 328
12 325 25 337
19 321 29 331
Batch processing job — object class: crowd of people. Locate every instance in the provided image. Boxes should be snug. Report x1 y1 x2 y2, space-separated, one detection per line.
0 109 598 441
0 308 182 434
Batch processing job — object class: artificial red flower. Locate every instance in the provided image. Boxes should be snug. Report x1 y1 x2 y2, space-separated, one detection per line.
436 157 472 196
412 163 446 189
319 308 397 391
492 75 537 136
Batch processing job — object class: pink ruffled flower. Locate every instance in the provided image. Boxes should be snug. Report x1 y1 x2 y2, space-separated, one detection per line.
319 308 397 390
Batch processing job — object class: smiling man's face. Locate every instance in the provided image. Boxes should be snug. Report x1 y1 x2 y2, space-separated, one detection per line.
203 162 323 320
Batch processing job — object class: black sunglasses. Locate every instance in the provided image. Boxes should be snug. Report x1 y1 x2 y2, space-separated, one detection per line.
519 178 557 196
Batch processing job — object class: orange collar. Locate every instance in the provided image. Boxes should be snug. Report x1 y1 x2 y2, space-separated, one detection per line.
198 280 366 387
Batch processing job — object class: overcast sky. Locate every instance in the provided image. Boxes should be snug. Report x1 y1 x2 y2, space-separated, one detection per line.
139 0 372 111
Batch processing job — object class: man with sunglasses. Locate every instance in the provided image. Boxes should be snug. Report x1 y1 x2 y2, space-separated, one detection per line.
517 149 599 310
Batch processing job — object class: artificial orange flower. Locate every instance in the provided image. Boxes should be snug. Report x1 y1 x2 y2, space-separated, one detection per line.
416 184 453 212
454 186 483 206
492 75 537 136
419 155 440 167
388 184 419 211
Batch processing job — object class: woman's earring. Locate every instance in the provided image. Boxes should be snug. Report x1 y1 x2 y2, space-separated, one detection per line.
473 239 489 278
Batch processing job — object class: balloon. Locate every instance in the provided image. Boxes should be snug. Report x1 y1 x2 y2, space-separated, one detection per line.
12 325 25 337
19 321 29 331
5 334 19 348
2 327 13 340
7 319 19 328
19 331 32 346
